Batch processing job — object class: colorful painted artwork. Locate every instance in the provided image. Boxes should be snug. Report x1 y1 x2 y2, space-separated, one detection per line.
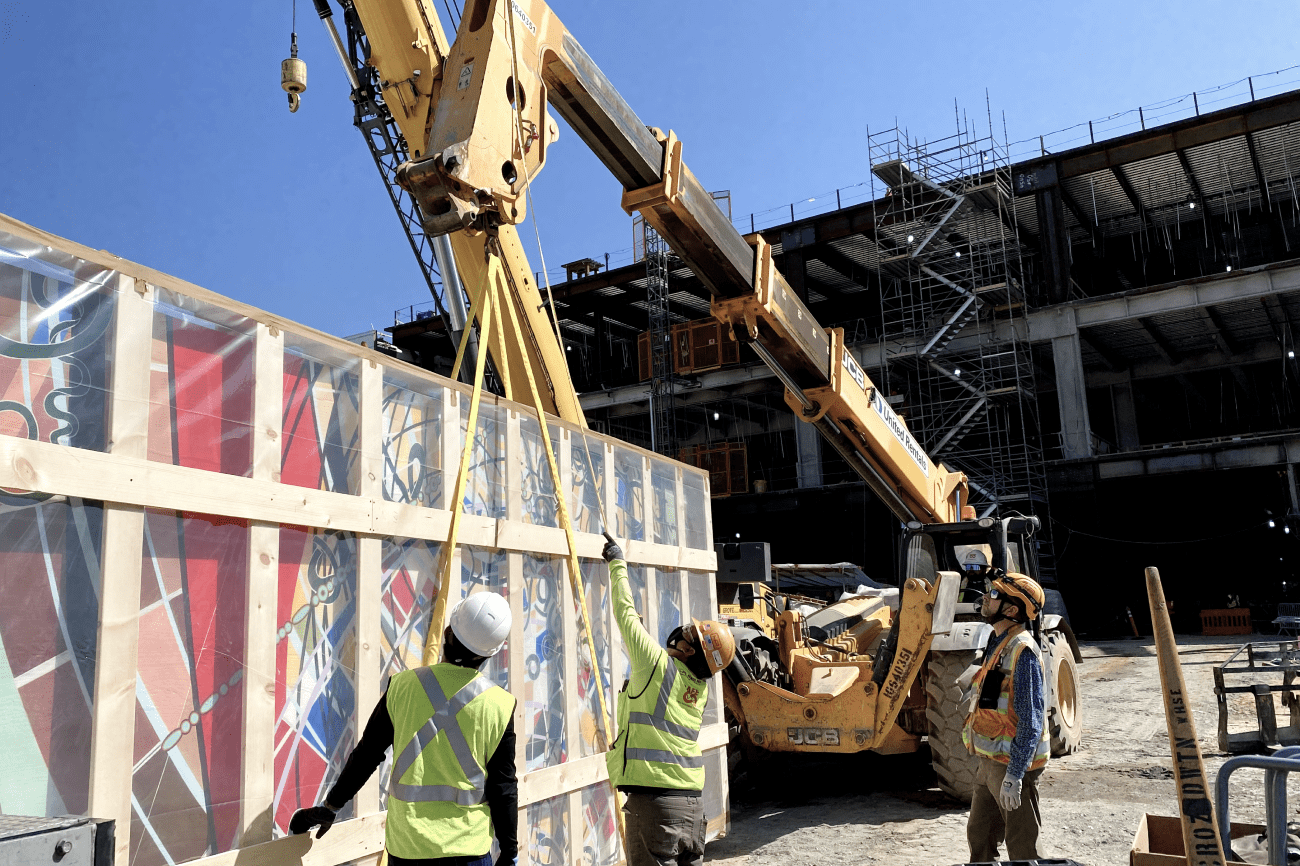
579 782 621 866
131 510 248 865
613 449 645 541
272 526 358 836
525 794 569 866
0 495 101 817
0 222 725 865
282 336 361 495
576 559 613 759
462 546 510 690
146 289 255 477
519 417 562 527
382 369 444 509
0 240 114 451
571 433 607 535
379 537 443 681
521 553 566 772
460 401 505 519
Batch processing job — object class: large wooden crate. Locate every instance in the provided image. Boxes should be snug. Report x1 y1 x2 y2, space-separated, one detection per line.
0 214 725 866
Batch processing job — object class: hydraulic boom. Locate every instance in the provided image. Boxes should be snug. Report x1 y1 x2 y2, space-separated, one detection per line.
335 0 968 523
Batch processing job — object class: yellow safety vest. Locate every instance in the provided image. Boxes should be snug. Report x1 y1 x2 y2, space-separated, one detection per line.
607 654 708 790
962 626 1050 772
385 663 515 860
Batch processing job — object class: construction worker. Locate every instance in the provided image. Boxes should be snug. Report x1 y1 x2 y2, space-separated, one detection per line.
289 593 517 866
963 570 1050 863
602 531 735 866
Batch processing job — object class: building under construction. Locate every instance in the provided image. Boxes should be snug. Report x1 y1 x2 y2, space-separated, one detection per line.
390 80 1300 635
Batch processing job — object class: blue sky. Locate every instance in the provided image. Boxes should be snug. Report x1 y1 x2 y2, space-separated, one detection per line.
0 0 1296 339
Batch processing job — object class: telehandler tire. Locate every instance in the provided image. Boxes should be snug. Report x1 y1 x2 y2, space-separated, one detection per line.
1045 629 1083 755
926 649 980 803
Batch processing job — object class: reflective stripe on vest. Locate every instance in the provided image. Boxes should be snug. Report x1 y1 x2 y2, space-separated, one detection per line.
963 629 1050 770
615 654 707 790
390 667 493 806
625 748 706 768
626 661 702 741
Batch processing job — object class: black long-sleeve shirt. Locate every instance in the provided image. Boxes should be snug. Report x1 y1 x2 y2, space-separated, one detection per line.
326 684 518 866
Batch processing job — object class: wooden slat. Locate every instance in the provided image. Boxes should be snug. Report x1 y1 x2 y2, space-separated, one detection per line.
252 324 284 483
0 435 376 531
517 734 729 807
0 435 711 572
239 521 279 845
182 814 386 866
507 550 527 852
354 535 383 817
239 321 285 846
88 274 152 863
359 359 384 499
354 358 384 816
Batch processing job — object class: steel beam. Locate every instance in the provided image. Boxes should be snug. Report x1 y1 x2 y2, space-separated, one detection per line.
1245 131 1274 211
1014 90 1300 183
1137 317 1181 364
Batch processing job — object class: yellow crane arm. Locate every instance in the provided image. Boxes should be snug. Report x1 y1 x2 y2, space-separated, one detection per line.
350 0 967 520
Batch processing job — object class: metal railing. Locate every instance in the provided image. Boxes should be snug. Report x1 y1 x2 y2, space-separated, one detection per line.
1215 745 1300 865
390 65 1300 314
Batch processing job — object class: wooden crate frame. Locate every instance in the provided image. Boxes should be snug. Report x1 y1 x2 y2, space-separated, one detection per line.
0 213 725 866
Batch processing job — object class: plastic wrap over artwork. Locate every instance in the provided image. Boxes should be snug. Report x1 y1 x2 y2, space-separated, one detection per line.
147 288 256 477
272 525 358 835
132 510 249 866
521 553 566 771
0 232 115 452
0 215 726 866
0 494 102 817
381 369 444 508
526 793 569 866
282 335 362 495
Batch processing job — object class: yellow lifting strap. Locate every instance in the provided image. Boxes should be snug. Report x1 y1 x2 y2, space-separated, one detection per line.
418 237 628 851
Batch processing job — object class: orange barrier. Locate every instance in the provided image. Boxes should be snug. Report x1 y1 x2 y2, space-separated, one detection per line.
1200 608 1252 636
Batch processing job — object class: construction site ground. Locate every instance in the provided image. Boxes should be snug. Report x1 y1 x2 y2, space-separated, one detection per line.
707 634 1283 866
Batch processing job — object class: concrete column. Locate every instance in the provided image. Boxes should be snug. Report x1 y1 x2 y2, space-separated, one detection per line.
795 420 822 488
1052 331 1094 460
1112 379 1141 452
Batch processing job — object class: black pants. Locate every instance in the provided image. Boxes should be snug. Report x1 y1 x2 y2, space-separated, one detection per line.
622 789 705 866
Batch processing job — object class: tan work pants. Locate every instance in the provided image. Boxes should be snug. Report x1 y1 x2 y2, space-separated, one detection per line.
967 755 1044 862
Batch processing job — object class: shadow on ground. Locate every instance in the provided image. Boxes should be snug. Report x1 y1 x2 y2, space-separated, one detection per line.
709 746 967 859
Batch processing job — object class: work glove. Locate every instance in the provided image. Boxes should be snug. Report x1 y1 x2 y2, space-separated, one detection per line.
289 804 337 838
997 775 1023 812
494 852 517 866
601 531 623 563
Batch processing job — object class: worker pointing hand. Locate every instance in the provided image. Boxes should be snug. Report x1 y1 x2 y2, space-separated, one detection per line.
603 529 733 866
601 531 623 563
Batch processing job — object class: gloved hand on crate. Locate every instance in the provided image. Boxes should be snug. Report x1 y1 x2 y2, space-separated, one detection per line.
601 531 623 563
997 775 1023 811
289 803 338 838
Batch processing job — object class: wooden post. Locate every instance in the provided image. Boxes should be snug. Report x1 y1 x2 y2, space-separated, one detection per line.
88 275 152 864
1147 566 1226 866
238 322 284 846
354 358 384 816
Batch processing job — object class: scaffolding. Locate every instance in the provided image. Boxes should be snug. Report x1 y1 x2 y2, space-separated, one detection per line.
867 122 1052 565
644 222 677 455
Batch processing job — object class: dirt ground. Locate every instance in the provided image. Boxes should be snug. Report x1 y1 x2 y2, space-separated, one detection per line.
706 634 1293 866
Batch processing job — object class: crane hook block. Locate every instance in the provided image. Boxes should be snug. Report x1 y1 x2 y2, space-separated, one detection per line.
281 57 307 113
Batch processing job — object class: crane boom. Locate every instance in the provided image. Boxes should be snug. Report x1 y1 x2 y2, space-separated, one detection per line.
342 0 968 522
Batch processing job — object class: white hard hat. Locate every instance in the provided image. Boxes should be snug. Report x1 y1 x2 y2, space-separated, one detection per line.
449 593 512 657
